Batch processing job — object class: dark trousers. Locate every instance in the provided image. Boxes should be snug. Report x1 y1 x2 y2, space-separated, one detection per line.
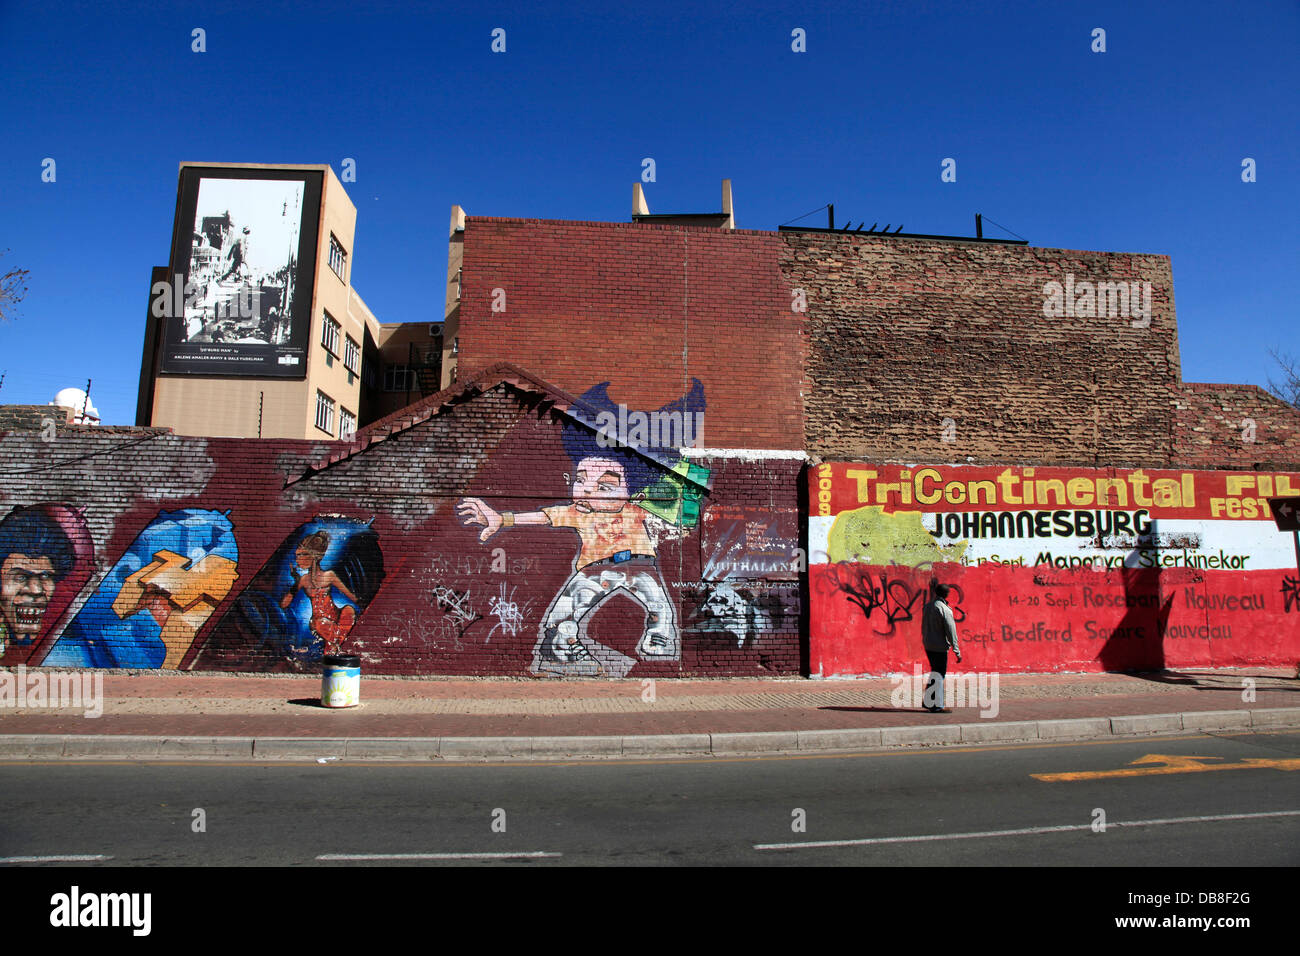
924 650 948 710
925 650 948 677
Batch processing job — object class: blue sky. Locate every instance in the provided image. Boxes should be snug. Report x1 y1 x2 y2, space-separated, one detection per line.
1 0 1296 424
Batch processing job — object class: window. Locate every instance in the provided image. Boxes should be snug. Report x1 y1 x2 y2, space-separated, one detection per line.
344 335 360 373
328 234 348 283
383 364 414 392
315 390 336 435
340 408 357 440
321 311 341 355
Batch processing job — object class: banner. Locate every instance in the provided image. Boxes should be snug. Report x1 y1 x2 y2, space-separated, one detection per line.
808 463 1300 676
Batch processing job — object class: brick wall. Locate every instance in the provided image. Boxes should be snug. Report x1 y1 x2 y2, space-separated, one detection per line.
0 371 801 676
1173 382 1300 470
456 218 807 451
784 232 1182 466
0 405 73 431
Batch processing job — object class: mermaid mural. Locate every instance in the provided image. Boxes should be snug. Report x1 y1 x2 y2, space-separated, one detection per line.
280 530 359 656
192 515 384 671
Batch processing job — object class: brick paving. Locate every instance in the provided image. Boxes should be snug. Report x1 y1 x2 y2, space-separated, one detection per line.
0 667 1294 739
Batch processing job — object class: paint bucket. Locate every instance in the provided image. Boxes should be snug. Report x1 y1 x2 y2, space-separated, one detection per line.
321 654 361 708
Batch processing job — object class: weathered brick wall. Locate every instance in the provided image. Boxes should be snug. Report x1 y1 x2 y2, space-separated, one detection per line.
0 379 801 676
0 405 73 431
1173 382 1300 470
783 233 1182 466
456 218 807 451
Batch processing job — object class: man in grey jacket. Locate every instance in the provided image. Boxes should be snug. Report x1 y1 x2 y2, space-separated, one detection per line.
920 583 962 712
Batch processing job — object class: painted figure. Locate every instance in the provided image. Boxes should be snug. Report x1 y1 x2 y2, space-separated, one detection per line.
281 530 359 656
458 455 678 676
0 507 75 657
47 509 238 669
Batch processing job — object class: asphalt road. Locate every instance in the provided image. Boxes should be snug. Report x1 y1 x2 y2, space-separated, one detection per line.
1 731 1297 866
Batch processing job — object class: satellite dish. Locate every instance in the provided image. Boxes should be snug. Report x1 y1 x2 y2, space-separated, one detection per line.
50 388 100 425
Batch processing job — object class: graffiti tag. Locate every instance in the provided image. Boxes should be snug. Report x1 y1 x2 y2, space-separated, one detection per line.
1282 576 1300 614
817 564 965 637
486 583 527 640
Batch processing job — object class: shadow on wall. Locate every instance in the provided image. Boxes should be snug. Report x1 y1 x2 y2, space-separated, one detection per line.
1097 519 1169 673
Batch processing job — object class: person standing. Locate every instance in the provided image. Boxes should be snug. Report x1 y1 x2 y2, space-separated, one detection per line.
921 583 962 712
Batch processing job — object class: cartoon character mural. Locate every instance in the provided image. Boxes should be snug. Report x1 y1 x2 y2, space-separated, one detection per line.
195 515 384 669
457 382 709 677
45 509 239 668
0 503 94 665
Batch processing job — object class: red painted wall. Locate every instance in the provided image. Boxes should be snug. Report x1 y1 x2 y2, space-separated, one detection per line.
809 461 1300 676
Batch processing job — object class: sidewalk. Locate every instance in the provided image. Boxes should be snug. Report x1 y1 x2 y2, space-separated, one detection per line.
1 667 1297 759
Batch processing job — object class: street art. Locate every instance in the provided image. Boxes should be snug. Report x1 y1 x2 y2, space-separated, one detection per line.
686 581 771 647
46 509 239 668
1283 576 1300 614
809 463 1300 676
815 563 966 637
457 383 711 677
486 583 528 640
195 515 384 670
0 503 94 665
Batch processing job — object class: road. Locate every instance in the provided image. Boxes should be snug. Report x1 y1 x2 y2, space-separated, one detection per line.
1 731 1297 866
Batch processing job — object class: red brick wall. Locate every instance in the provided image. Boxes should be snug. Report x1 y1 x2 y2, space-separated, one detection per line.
0 381 801 676
456 218 806 450
1173 382 1300 469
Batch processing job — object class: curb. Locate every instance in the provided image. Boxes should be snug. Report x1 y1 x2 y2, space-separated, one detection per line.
1 707 1297 761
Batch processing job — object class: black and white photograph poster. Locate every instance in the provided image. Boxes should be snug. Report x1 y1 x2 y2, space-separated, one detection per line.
161 168 322 377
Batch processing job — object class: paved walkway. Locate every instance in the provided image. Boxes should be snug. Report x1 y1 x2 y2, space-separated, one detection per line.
1 668 1297 746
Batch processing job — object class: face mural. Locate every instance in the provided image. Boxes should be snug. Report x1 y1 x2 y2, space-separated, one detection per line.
457 384 709 677
45 509 239 669
0 504 94 663
195 516 385 670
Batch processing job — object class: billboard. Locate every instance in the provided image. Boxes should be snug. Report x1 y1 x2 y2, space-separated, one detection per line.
808 462 1300 676
158 166 323 377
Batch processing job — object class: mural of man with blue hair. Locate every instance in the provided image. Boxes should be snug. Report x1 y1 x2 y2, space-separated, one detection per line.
457 381 704 677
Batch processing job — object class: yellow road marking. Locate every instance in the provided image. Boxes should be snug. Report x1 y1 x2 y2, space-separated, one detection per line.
1033 753 1300 781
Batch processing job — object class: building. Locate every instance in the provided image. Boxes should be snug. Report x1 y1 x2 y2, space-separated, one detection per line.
5 173 1282 678
136 162 441 440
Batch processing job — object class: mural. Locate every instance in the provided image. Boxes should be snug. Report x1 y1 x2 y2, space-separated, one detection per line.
194 515 384 670
0 377 803 677
457 383 711 677
0 503 94 666
809 463 1300 676
45 509 239 668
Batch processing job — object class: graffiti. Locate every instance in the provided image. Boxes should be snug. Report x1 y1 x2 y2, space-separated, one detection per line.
0 503 94 665
196 515 384 670
486 583 527 640
688 582 771 648
432 586 476 626
457 382 711 677
48 509 239 668
1282 576 1300 613
817 563 965 637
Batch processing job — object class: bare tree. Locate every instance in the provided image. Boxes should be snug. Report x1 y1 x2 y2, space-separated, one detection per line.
1267 348 1300 408
0 250 30 322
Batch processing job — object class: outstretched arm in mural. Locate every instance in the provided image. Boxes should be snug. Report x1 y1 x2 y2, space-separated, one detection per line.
457 498 550 543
